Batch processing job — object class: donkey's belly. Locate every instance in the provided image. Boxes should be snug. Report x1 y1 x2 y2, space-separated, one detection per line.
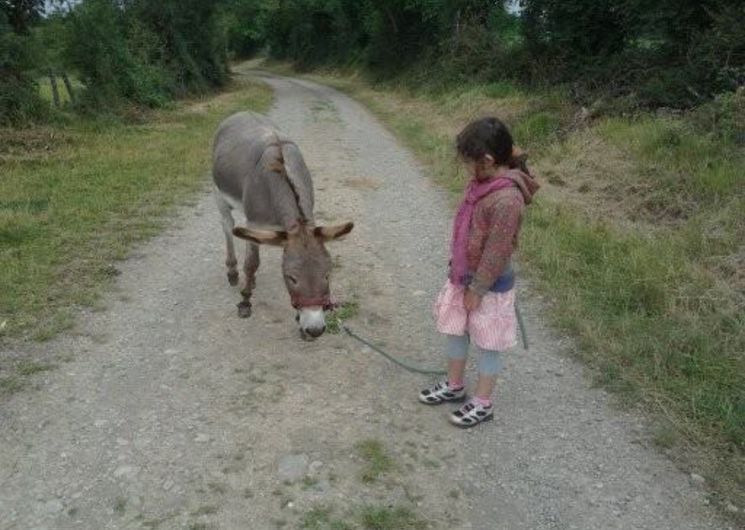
217 188 243 213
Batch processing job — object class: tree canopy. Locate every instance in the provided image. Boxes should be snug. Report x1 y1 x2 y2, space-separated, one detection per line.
2 0 743 124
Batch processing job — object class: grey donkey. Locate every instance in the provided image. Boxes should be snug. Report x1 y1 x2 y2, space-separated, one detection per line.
212 112 353 340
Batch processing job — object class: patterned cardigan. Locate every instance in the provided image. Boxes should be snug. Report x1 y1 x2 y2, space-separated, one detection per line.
465 186 526 296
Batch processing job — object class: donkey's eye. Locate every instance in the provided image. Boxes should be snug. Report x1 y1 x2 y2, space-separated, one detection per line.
286 275 298 285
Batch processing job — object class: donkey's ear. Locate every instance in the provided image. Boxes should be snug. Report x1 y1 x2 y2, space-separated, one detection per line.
313 222 354 242
233 226 288 246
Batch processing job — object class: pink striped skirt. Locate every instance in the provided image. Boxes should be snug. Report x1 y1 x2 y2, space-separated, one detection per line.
433 281 517 351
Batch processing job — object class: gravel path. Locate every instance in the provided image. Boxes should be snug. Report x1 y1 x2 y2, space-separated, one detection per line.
0 70 731 529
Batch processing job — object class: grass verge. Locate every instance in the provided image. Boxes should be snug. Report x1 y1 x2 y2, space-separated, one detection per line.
0 75 273 393
265 62 745 516
1 77 272 341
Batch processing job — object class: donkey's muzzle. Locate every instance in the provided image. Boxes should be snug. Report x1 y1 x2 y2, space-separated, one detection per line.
305 325 326 338
297 307 326 341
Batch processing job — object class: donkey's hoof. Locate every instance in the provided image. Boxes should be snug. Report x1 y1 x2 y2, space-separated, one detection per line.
237 301 252 318
227 271 239 286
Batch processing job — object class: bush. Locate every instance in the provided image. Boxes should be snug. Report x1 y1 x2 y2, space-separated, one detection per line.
690 89 745 143
128 0 229 95
0 13 47 125
520 0 745 108
65 0 170 110
61 0 229 112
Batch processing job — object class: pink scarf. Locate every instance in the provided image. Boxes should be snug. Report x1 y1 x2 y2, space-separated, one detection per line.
449 176 514 284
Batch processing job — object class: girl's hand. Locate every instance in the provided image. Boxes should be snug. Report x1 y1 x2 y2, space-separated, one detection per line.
464 289 482 311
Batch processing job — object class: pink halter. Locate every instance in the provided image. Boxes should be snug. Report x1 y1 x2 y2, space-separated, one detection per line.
290 293 336 311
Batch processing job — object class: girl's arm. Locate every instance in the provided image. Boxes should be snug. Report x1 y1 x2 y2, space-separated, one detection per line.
468 193 523 296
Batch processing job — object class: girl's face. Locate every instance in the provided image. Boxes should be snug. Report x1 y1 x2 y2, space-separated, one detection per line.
465 154 498 181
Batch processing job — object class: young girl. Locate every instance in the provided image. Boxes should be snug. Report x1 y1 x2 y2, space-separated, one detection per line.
419 116 539 428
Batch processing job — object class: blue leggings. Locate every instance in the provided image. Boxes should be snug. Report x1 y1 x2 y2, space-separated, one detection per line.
446 334 503 375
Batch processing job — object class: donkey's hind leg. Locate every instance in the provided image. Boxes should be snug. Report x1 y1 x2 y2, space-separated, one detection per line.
237 242 260 318
214 187 239 286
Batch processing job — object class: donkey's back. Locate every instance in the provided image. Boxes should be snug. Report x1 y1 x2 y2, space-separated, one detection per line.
213 112 265 203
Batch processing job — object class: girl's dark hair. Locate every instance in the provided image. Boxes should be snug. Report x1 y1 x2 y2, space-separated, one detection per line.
456 117 513 165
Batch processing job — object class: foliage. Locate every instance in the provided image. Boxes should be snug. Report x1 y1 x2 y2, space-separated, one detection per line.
0 0 45 34
245 0 744 108
2 0 233 120
520 0 745 106
0 2 47 124
220 0 272 59
125 0 229 94
3 0 743 120
65 0 229 111
64 0 170 109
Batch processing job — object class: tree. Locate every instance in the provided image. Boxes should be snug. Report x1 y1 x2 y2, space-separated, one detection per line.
125 0 229 93
221 0 273 59
0 0 44 34
63 0 230 110
0 1 46 124
519 0 745 105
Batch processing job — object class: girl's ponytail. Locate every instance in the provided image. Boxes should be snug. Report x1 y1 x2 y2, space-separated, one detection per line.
509 146 531 175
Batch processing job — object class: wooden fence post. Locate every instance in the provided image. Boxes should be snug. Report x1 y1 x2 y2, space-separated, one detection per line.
48 69 61 108
61 72 76 104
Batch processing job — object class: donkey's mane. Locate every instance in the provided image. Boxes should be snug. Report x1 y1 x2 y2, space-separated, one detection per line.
264 136 311 223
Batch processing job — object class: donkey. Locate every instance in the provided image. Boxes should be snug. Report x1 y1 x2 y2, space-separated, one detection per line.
212 112 353 340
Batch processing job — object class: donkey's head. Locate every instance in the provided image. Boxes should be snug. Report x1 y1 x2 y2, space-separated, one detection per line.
233 222 353 340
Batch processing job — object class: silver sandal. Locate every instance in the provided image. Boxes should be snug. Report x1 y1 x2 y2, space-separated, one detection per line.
418 381 466 405
449 399 493 427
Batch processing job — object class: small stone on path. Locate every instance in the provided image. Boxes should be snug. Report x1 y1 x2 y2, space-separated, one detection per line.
689 473 705 485
43 499 64 514
278 454 309 483
309 460 324 475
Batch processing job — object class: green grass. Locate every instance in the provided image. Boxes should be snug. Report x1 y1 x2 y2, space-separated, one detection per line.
358 506 426 530
114 497 127 514
0 78 272 342
598 117 745 207
301 504 426 530
301 506 353 530
522 203 744 446
1 358 56 398
16 360 55 376
271 63 745 516
37 75 83 106
0 375 25 396
302 476 320 489
192 505 218 516
354 439 395 484
326 299 360 334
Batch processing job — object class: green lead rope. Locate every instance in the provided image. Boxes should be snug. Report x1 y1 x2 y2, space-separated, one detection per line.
342 298 529 375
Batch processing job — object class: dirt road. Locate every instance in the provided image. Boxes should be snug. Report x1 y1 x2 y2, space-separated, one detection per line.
0 69 730 529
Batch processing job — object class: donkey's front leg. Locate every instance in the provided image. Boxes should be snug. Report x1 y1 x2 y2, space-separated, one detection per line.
237 242 260 318
215 189 239 286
